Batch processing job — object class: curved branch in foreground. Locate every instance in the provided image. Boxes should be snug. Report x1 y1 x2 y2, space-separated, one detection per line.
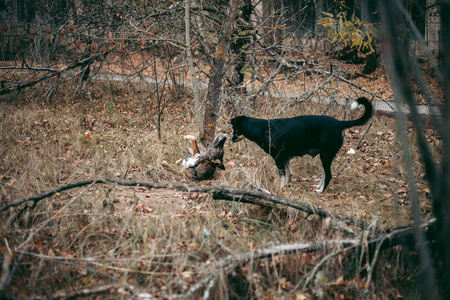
41 284 137 300
184 217 437 298
1 177 368 229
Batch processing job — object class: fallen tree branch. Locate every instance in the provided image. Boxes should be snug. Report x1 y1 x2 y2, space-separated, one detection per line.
0 253 12 296
0 52 109 96
184 240 354 299
186 217 437 298
1 177 369 230
30 284 136 300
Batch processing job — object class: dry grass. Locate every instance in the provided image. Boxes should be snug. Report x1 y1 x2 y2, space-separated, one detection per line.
0 79 437 299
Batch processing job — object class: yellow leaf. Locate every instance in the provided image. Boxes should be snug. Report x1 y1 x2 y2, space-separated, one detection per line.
248 240 255 249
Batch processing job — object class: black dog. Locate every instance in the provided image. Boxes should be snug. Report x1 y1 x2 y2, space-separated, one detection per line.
230 97 372 193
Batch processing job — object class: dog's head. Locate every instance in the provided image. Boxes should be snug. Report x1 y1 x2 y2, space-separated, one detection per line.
230 116 246 142
209 135 226 158
206 135 226 169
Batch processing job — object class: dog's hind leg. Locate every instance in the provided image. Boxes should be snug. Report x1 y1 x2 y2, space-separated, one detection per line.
315 153 335 193
313 166 325 191
314 136 342 193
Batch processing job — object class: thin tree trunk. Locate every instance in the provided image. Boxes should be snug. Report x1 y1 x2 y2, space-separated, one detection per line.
230 0 253 92
201 0 240 145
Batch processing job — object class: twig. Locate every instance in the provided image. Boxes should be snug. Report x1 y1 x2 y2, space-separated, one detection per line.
263 51 396 111
364 236 386 299
1 178 99 213
203 276 216 300
357 122 372 150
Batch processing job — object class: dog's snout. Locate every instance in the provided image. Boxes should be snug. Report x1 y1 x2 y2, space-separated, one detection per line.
231 132 243 142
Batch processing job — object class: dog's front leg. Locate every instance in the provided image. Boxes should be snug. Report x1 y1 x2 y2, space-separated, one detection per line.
285 161 293 182
280 175 289 189
275 156 291 188
277 168 289 188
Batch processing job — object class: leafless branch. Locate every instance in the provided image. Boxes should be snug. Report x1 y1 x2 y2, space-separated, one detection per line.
30 284 136 300
186 217 437 298
0 52 108 96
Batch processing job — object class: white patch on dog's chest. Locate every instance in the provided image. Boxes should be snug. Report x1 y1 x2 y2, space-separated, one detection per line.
182 155 200 168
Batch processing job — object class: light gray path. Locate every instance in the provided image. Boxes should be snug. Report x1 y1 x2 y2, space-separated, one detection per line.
95 73 441 120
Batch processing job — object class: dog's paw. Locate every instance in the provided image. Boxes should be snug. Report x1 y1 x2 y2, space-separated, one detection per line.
314 188 324 194
313 185 325 193
312 182 325 193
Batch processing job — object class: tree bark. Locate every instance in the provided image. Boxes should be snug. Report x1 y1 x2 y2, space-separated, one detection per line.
201 0 239 145
230 0 253 92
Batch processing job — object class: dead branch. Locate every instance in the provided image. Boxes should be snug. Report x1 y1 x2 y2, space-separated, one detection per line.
185 217 437 298
0 253 12 296
1 178 102 213
29 284 136 300
1 177 369 229
357 122 372 150
261 49 395 111
0 52 108 96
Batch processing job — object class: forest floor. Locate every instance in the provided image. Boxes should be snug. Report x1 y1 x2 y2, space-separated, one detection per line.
0 58 442 299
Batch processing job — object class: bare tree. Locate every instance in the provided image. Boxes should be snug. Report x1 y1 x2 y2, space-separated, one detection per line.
201 0 240 145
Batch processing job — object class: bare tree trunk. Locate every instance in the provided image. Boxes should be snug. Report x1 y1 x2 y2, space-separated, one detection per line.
262 0 274 44
201 0 239 145
230 0 253 92
185 0 203 137
273 0 282 43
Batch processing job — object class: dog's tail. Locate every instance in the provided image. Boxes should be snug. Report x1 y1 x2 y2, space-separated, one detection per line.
339 97 373 129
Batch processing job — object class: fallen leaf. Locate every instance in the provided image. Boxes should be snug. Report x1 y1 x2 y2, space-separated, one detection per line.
84 131 92 140
295 292 310 300
226 161 236 167
322 216 331 229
